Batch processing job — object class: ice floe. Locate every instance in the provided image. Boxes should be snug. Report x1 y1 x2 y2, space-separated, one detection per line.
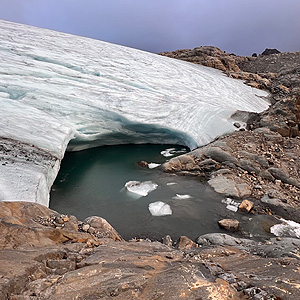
125 181 158 197
172 194 193 200
148 163 161 169
148 201 172 216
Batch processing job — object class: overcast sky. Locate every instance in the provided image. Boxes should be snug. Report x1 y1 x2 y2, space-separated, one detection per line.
1 0 299 55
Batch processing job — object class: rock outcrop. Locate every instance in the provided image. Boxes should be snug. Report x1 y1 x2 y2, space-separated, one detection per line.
1 202 299 299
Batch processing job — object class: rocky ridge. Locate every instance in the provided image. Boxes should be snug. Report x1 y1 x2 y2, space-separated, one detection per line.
1 201 300 299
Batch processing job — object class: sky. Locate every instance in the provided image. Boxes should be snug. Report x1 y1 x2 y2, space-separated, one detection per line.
0 0 300 56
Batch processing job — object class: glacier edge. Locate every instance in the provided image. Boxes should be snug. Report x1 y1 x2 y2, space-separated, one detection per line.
0 19 270 206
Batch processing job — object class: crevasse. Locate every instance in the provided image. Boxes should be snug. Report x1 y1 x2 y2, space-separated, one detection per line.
0 20 269 206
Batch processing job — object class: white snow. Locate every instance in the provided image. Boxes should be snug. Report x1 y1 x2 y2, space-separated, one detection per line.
270 219 300 239
148 201 172 216
222 198 240 212
125 181 158 196
172 194 193 200
0 20 269 205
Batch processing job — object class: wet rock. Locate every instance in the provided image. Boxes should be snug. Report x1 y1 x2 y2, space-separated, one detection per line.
176 236 198 250
218 219 240 232
239 200 254 213
137 160 148 168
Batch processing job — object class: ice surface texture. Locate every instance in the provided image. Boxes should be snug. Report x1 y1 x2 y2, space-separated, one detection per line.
0 20 269 205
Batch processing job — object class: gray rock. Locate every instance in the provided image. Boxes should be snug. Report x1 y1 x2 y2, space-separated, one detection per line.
260 170 275 181
261 194 282 206
239 159 261 174
268 167 300 187
208 175 251 198
203 147 238 165
197 233 242 246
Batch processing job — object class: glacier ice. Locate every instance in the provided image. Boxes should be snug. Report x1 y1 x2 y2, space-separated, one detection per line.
0 20 269 206
270 219 300 239
125 181 158 196
148 201 172 216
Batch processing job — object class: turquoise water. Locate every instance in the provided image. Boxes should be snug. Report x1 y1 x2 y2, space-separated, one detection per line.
50 144 273 241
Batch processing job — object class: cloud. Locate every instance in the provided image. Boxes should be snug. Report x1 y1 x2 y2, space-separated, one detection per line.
0 0 299 55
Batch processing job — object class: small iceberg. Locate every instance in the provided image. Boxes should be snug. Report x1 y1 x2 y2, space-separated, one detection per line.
161 148 176 157
125 180 158 197
149 201 172 216
148 163 161 169
160 148 187 157
172 194 193 200
270 219 300 238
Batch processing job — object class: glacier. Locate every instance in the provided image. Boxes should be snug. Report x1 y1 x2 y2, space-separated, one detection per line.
0 20 269 206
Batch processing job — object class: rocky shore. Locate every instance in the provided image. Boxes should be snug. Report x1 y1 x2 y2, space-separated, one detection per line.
1 47 300 299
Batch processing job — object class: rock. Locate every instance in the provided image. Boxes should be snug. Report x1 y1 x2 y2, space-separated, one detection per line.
239 159 261 174
261 48 281 56
208 175 251 198
218 219 240 232
204 147 238 165
197 233 243 246
83 216 123 241
162 235 173 247
239 200 254 213
82 224 90 232
268 167 299 187
137 160 148 168
176 236 198 250
261 194 282 206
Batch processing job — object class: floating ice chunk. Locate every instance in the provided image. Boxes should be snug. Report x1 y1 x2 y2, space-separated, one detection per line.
222 198 240 212
148 163 161 169
226 205 239 212
148 201 172 216
160 148 176 157
160 148 187 157
167 182 177 186
270 219 300 238
172 194 193 200
125 180 158 197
